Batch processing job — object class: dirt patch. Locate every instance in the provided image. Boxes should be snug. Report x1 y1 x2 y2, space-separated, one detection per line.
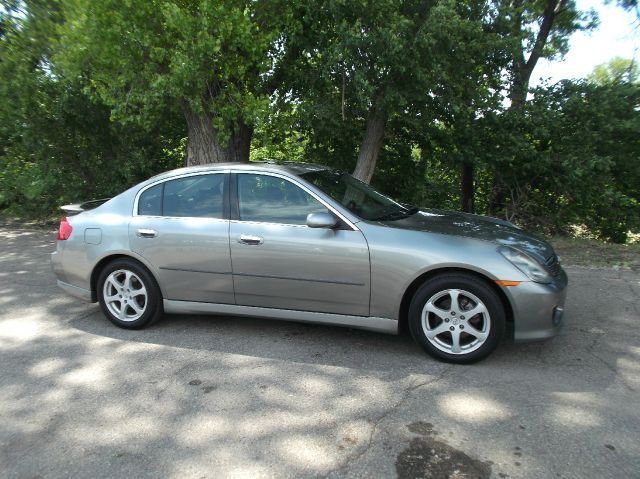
396 437 491 479
550 237 640 271
398 422 491 479
0 217 58 230
407 421 435 436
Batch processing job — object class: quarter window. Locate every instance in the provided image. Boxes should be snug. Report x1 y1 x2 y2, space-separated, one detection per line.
138 184 162 216
237 174 328 225
138 174 225 218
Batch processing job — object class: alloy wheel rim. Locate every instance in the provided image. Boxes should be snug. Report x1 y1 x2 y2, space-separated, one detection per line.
421 289 491 355
103 269 148 322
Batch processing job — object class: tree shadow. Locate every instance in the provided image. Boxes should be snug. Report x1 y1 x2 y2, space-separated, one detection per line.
2 227 639 478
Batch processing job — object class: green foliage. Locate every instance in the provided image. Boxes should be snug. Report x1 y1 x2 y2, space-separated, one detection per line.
0 75 185 217
279 0 501 167
0 1 184 217
1 0 638 245
477 79 640 242
250 112 308 164
588 57 639 85
57 0 292 139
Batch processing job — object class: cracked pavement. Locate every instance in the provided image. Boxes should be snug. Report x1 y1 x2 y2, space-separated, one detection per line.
1 226 639 478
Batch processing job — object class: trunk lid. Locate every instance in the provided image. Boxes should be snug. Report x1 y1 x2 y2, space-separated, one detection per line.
60 198 111 216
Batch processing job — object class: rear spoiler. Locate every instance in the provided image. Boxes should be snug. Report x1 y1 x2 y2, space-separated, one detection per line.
60 198 111 216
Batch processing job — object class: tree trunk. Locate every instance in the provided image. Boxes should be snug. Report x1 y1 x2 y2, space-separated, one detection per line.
352 102 387 184
227 121 253 163
461 162 475 213
488 181 505 217
508 70 528 110
180 99 228 166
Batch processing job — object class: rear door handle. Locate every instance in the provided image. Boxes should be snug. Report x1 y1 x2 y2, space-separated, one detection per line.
136 228 157 238
238 234 263 245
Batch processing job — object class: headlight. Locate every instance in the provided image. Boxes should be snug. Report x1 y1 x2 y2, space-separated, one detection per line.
498 246 552 283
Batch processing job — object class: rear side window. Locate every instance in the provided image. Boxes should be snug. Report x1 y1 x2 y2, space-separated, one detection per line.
138 174 225 218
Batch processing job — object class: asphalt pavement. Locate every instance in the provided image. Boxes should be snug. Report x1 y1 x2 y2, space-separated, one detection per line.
1 226 639 479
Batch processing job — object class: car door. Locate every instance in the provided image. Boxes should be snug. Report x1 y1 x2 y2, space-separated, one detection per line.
229 171 370 316
129 171 234 304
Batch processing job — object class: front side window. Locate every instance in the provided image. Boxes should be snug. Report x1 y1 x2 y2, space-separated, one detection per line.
237 174 328 225
137 174 225 218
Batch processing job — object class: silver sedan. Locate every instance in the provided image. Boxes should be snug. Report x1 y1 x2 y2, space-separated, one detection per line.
51 162 567 363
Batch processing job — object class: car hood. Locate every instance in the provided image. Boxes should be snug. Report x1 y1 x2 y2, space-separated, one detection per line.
380 208 554 262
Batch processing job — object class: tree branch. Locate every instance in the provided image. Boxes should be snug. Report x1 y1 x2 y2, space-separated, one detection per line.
523 0 562 80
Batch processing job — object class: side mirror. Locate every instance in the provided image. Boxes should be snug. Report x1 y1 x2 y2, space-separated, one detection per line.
306 212 338 229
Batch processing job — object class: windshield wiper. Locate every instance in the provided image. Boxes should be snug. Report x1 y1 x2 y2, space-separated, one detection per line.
404 205 419 215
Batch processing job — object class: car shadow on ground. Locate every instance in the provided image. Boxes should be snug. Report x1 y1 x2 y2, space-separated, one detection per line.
64 299 627 390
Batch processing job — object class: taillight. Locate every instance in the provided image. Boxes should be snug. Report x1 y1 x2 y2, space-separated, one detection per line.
57 217 73 240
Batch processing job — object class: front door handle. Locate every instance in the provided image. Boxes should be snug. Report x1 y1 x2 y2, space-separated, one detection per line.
136 228 157 238
238 234 263 245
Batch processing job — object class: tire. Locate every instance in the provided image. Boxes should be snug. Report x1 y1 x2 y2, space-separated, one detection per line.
97 258 163 329
408 273 505 364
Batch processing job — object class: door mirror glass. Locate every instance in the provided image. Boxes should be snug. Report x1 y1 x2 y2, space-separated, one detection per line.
306 212 338 229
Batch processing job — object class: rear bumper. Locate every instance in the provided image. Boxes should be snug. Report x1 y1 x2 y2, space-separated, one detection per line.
56 280 93 302
506 269 568 342
51 251 94 302
50 251 65 281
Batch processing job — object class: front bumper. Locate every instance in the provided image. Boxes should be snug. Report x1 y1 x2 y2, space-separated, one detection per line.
506 269 568 342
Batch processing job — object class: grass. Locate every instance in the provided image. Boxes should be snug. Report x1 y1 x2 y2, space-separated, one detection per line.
549 236 640 271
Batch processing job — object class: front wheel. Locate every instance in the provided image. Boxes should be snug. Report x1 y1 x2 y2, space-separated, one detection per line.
408 274 505 363
97 259 162 329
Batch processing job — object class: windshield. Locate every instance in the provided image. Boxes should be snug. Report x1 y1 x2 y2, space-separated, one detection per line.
300 169 417 221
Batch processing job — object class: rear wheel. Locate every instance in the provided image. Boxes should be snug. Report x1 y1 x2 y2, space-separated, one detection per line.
97 259 162 329
408 273 505 363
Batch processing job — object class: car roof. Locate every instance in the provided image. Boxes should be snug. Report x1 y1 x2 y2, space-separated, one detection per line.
149 161 331 182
